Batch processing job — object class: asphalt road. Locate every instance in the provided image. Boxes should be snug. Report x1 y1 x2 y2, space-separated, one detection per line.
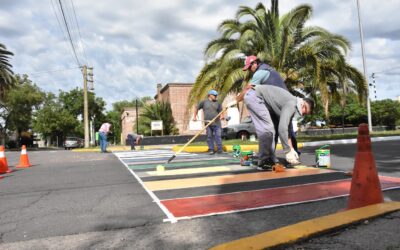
0 139 399 249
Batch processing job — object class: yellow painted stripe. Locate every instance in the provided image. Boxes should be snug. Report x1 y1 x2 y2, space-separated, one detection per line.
210 201 400 250
146 166 233 176
144 168 331 191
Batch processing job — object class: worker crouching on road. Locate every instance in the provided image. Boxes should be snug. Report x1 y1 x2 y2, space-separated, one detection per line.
237 55 314 169
127 133 143 150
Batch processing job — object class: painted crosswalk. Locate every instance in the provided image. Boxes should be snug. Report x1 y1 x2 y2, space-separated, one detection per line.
114 149 400 222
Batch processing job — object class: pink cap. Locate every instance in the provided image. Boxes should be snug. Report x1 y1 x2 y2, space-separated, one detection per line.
243 55 257 71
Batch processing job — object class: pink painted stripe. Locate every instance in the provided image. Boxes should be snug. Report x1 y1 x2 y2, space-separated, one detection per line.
161 176 400 218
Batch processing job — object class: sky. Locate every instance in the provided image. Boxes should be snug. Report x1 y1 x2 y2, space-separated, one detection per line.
1 0 400 110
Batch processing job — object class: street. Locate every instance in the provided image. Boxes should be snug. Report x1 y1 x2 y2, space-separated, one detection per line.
0 139 399 249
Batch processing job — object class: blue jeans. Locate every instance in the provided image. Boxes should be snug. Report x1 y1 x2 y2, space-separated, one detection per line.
206 124 222 152
99 132 108 152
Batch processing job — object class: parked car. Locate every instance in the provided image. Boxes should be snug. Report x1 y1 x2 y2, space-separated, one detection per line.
64 137 84 150
222 116 256 140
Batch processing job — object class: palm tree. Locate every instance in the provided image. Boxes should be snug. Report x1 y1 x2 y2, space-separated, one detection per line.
0 43 14 99
188 1 366 119
137 101 179 136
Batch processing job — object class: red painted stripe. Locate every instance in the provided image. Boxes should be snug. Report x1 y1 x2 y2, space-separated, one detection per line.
161 176 400 218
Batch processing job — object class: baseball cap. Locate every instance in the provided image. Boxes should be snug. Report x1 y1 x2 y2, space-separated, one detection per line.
243 55 257 71
208 90 218 96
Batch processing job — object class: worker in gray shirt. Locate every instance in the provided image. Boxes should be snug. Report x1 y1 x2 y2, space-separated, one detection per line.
255 85 314 164
238 55 313 168
193 90 225 154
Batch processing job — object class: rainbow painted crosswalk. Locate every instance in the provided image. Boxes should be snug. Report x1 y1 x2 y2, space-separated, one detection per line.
114 149 400 222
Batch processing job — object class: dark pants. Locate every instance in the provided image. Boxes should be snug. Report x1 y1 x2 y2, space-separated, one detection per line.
127 135 136 150
206 124 222 153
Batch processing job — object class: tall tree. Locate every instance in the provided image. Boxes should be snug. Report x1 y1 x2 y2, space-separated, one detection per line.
0 75 44 141
188 1 366 119
0 43 15 99
137 101 178 136
33 93 79 143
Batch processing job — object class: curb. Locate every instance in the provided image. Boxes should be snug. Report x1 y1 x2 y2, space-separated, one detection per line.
210 201 400 250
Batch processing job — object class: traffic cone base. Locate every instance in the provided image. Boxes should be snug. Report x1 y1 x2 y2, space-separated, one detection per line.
347 123 383 210
16 145 32 168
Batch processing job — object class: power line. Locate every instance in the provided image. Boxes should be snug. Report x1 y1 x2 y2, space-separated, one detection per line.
27 67 81 76
50 0 78 64
57 0 82 67
70 0 89 65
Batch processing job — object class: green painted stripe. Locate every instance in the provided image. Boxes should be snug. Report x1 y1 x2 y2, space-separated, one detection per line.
128 159 241 170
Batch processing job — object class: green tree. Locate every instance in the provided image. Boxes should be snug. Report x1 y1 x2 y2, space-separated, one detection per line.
33 93 79 143
137 101 178 136
188 0 365 120
371 99 400 128
58 87 106 120
0 75 44 142
0 43 15 99
106 96 153 144
329 93 367 126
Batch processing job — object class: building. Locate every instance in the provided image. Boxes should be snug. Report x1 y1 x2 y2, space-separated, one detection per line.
154 83 248 135
154 83 196 134
120 82 249 138
120 107 139 145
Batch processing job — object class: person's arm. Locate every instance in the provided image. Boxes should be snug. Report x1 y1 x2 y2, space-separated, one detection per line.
278 104 297 153
193 101 203 121
236 83 252 103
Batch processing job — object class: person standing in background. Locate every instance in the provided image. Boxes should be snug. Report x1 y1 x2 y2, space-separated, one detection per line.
98 122 112 153
193 90 225 155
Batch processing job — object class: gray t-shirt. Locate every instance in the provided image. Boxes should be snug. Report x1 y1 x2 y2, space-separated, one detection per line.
197 99 222 126
255 85 301 153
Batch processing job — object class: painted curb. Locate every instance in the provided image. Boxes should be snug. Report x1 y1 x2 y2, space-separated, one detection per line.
210 201 400 250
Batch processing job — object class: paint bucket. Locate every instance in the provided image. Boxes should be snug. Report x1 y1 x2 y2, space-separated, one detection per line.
240 151 253 166
315 145 331 168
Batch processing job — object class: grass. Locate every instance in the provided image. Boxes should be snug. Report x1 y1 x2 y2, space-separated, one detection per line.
186 130 400 146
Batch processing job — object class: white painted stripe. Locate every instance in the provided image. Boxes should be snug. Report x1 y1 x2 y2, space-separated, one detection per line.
114 152 178 223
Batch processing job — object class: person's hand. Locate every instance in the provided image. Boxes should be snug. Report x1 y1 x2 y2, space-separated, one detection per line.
286 148 300 164
193 116 197 121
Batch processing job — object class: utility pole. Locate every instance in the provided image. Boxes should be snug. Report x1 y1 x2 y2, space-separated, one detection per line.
82 65 89 148
136 99 139 134
356 0 372 132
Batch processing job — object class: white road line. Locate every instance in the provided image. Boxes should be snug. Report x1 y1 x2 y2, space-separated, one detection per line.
114 152 178 223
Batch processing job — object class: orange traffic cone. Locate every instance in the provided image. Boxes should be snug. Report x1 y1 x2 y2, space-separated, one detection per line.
0 145 12 174
16 145 32 168
347 123 383 209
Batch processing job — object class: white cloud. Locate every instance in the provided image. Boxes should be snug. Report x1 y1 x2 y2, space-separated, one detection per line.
1 0 400 111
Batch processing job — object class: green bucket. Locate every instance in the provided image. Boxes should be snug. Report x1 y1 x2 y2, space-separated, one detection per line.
315 145 331 168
